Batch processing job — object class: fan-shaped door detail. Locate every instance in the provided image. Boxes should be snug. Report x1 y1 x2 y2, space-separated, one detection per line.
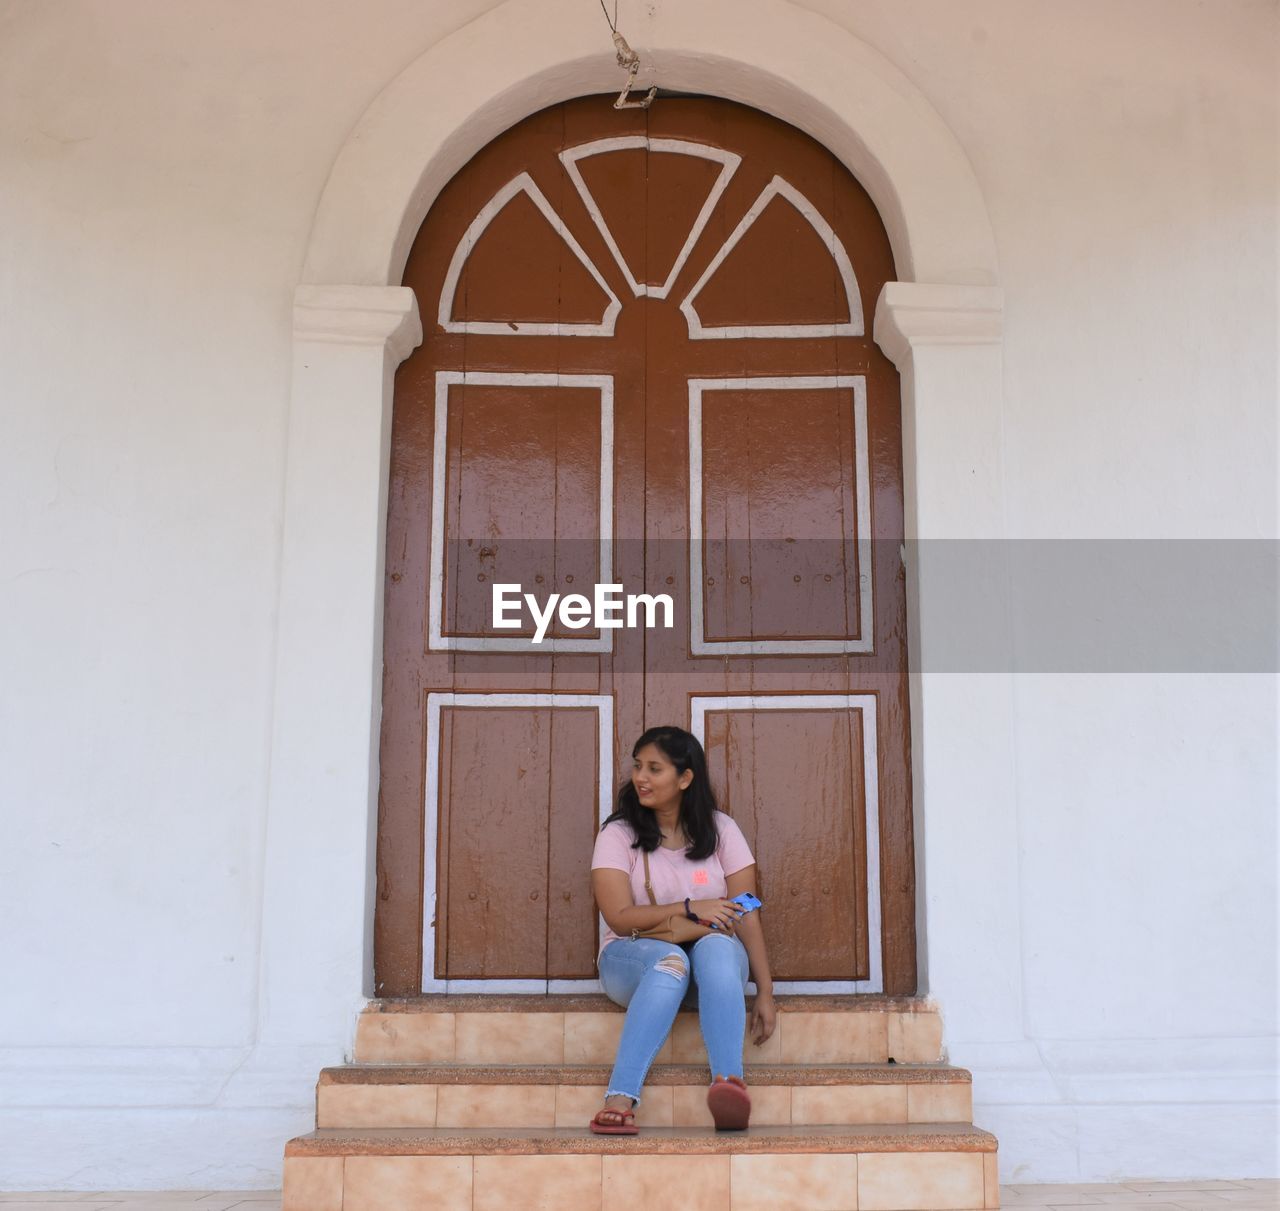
559 136 741 299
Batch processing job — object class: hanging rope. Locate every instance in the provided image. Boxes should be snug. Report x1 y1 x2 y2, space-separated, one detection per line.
597 0 656 109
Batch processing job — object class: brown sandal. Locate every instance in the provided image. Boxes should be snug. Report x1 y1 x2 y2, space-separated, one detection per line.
589 1105 639 1134
707 1074 751 1130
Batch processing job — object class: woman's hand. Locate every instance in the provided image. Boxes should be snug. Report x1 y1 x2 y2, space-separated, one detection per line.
749 991 777 1046
689 897 745 933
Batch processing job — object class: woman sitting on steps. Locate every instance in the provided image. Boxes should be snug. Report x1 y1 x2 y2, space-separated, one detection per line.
588 725 777 1134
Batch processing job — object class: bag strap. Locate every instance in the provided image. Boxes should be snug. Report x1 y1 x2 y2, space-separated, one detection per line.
641 849 658 905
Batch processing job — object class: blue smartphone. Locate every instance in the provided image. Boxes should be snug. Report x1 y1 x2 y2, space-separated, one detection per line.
709 892 762 928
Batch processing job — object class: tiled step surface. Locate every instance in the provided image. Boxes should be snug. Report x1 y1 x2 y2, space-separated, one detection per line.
29 1179 1280 1211
284 1124 1000 1211
354 994 945 1066
316 1062 974 1128
284 995 997 1210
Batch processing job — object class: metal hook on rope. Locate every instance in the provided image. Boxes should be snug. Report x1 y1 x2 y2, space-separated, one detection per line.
600 1 656 109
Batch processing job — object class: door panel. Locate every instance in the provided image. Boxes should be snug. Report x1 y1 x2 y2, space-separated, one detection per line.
701 704 872 981
433 703 600 979
436 705 555 978
697 380 869 647
436 375 608 645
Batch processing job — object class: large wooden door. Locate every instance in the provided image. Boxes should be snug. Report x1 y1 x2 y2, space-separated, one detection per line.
377 96 914 995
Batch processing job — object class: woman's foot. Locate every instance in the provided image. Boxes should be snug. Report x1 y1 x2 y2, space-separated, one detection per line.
707 1074 751 1130
589 1094 639 1135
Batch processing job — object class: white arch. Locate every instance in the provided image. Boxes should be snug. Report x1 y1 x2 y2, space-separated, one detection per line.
270 0 1015 1033
301 0 998 288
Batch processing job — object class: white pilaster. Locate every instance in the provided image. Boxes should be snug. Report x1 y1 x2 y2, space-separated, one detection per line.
258 285 422 1048
874 283 1025 1044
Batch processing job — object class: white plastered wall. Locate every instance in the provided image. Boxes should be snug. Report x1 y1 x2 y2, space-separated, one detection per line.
0 0 1274 1190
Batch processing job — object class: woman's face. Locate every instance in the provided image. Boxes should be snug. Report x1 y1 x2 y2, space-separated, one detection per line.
631 743 692 814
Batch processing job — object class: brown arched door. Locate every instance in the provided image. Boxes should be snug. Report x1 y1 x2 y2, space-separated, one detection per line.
377 96 914 996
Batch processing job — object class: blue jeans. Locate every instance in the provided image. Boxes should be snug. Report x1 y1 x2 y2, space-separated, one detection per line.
597 933 750 1105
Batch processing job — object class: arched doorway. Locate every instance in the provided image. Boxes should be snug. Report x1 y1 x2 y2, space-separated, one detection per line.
374 95 916 996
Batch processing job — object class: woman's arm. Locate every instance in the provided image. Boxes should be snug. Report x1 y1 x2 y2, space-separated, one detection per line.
725 864 777 1044
591 868 743 935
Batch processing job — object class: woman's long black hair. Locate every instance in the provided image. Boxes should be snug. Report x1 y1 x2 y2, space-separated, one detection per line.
601 725 721 860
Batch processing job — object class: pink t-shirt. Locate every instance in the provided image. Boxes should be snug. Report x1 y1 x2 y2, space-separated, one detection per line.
590 810 756 961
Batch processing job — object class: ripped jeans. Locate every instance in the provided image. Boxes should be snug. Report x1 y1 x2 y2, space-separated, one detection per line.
597 933 750 1105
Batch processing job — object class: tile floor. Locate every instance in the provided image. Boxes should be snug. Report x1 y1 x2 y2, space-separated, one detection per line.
0 1178 1273 1210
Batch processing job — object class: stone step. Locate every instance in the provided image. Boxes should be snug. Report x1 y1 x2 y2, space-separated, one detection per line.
354 994 944 1066
316 1062 973 1129
283 1123 999 1211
